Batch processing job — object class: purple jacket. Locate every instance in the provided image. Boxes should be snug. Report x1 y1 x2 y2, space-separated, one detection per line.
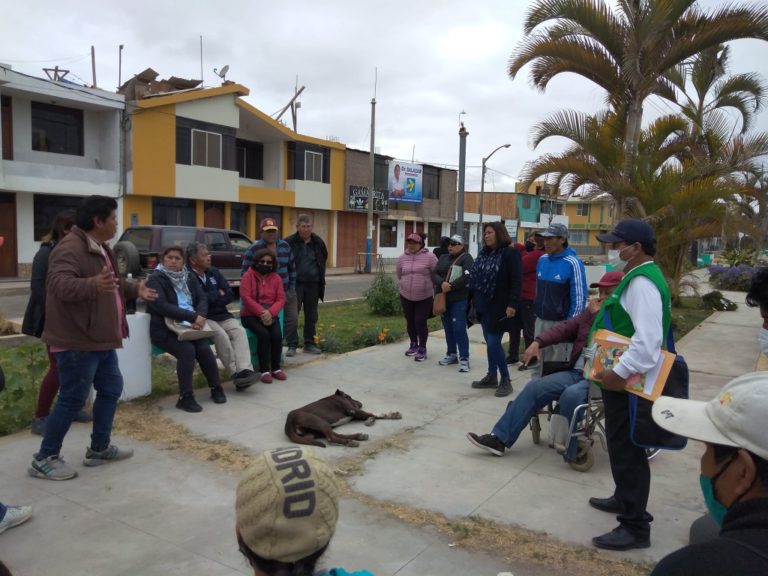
535 306 598 366
397 248 438 301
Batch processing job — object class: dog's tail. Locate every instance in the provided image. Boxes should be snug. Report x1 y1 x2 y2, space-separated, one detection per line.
285 411 327 448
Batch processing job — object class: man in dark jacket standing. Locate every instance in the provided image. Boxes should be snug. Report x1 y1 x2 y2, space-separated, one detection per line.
286 214 328 354
187 242 257 390
650 372 768 575
28 195 157 481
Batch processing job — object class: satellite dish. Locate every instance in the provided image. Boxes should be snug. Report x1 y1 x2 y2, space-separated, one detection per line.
214 65 230 80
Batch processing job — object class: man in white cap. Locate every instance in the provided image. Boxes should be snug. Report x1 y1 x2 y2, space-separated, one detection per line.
650 372 768 575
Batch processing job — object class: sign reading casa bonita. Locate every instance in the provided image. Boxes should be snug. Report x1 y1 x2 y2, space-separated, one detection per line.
347 186 389 213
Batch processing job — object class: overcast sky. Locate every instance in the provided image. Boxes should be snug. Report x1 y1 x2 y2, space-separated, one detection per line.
3 0 768 192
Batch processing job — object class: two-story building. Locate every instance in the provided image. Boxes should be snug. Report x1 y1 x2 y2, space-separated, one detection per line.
0 63 124 278
564 194 615 255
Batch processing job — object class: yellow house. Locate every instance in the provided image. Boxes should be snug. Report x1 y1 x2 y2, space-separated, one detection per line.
564 195 615 253
122 81 345 263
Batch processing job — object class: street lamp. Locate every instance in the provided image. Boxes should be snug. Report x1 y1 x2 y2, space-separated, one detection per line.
478 143 511 252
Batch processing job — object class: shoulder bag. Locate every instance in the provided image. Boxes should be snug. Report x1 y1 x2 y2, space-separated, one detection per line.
433 254 467 316
165 317 216 341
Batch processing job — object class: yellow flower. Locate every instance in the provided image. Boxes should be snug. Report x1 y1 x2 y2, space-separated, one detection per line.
378 334 385 342
313 335 319 344
330 324 336 329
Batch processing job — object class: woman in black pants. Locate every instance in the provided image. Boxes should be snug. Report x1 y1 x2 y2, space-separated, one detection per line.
146 246 226 413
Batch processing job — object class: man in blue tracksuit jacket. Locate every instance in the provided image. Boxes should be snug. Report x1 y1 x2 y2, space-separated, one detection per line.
533 223 587 371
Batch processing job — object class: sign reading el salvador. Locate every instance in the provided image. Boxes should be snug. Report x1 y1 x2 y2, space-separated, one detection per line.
347 186 389 213
388 161 423 204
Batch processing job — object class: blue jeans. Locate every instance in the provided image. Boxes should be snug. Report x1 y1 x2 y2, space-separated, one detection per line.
441 299 469 359
38 350 124 458
0 502 6 521
491 369 588 459
480 316 509 379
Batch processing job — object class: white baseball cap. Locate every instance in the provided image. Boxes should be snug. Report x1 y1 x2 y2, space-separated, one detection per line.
652 372 768 460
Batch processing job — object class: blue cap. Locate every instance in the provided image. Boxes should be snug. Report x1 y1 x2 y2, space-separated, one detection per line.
597 219 654 245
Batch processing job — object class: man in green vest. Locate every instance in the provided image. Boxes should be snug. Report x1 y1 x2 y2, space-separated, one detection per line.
589 219 671 551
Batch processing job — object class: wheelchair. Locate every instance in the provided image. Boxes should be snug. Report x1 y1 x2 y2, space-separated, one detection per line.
529 383 661 472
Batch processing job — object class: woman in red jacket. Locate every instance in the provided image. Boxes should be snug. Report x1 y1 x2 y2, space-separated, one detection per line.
241 249 286 383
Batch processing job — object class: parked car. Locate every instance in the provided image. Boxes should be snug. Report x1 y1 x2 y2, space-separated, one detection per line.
114 225 253 288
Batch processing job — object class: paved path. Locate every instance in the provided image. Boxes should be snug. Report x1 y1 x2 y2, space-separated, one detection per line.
0 285 760 576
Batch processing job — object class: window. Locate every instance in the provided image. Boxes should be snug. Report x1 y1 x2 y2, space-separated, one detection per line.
1 96 12 160
569 230 588 245
305 150 323 182
153 198 196 226
31 102 83 156
379 219 398 248
203 231 228 251
228 231 252 252
576 203 589 216
423 166 439 200
120 228 153 251
192 129 221 168
160 228 197 247
427 222 442 246
236 139 264 179
521 195 532 209
374 157 388 191
33 194 81 240
230 203 249 233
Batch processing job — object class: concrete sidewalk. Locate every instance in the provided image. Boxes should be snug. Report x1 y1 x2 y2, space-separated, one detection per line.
0 287 760 576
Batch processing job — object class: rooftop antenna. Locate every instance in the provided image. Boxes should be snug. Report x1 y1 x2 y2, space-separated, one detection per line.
459 109 467 128
214 64 229 82
275 82 305 132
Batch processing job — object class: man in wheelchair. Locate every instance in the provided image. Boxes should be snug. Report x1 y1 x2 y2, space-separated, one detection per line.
467 270 624 462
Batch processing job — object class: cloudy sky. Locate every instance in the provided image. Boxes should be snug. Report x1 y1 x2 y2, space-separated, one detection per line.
3 0 768 191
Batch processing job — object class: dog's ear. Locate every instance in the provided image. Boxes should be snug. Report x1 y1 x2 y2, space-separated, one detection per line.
335 389 343 396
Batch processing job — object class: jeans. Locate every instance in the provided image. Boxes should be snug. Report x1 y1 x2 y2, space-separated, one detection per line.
491 369 586 456
39 350 123 458
0 502 6 521
209 317 253 375
441 299 469 359
480 315 509 379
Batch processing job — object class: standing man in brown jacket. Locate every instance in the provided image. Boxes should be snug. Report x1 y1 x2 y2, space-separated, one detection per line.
28 196 157 481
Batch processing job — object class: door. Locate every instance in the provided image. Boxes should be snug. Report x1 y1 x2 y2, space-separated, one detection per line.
0 193 18 277
204 201 225 229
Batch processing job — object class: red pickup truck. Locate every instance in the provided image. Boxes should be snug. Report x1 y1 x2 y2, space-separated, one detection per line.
114 225 253 288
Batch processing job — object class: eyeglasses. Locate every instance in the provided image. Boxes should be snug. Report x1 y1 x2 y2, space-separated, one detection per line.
449 241 461 247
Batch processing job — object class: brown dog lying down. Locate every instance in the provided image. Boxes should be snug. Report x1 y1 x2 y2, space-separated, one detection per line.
285 389 402 447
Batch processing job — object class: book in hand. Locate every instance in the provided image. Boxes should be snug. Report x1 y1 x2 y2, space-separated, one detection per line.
583 329 676 401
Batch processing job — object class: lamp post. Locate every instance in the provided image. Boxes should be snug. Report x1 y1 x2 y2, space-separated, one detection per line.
477 143 511 253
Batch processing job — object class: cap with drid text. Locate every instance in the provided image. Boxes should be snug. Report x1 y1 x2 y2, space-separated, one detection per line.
535 223 569 238
652 372 768 461
235 446 339 563
597 219 654 245
590 270 625 288
260 218 278 231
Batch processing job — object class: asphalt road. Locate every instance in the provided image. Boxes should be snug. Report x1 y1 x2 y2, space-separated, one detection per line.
0 273 386 322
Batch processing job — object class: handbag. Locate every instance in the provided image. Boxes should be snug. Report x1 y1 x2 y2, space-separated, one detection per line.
164 317 216 341
433 254 467 317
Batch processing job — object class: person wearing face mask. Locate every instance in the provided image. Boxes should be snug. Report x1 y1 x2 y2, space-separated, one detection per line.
588 218 671 551
514 233 546 370
649 372 768 575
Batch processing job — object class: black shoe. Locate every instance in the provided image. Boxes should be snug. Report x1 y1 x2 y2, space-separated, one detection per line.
495 378 513 397
518 359 538 371
233 369 257 390
592 525 650 551
471 373 498 389
210 386 227 404
466 432 506 456
589 495 625 514
505 356 519 365
176 395 203 413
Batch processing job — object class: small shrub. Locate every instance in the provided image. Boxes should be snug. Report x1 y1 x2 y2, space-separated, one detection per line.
363 273 402 316
0 343 48 436
313 323 342 353
720 248 756 267
701 290 738 311
708 264 757 291
350 324 404 348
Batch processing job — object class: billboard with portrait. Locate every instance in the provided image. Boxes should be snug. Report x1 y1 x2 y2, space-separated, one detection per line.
388 161 423 204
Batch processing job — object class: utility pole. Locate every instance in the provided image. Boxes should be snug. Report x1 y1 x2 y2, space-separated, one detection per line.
477 143 511 253
457 122 468 241
366 72 377 273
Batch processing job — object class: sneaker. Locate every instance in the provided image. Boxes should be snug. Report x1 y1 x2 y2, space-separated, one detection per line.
438 353 458 366
271 369 287 381
0 505 33 534
74 409 93 423
471 373 498 389
210 386 227 404
233 369 257 390
304 344 322 354
176 395 203 413
459 358 470 373
31 417 47 436
466 432 506 457
28 455 78 481
83 445 134 467
495 377 513 397
286 347 297 357
404 343 419 356
260 372 273 384
414 348 427 362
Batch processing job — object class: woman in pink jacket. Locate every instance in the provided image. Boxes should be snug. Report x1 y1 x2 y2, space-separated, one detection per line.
397 233 438 361
240 249 286 383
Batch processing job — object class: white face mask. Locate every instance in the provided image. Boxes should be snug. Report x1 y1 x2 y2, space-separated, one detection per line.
607 246 630 270
759 328 768 355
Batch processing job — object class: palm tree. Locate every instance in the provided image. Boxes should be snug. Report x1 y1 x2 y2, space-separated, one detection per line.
509 0 768 183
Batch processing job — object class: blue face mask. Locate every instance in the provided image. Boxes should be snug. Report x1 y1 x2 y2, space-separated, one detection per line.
699 453 737 526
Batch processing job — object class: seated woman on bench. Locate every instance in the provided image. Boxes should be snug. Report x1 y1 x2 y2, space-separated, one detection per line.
466 270 624 462
240 249 286 384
